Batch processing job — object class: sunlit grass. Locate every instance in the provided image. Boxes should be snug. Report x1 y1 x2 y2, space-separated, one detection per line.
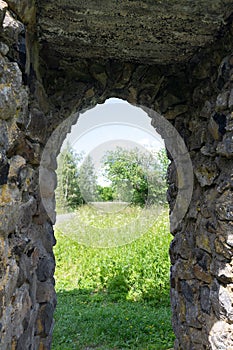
52 206 175 350
55 204 168 248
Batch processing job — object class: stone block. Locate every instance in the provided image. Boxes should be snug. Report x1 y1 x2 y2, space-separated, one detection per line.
36 303 54 337
210 260 233 283
36 256 55 282
0 120 9 150
194 161 219 187
0 0 7 26
36 280 55 304
11 284 32 338
217 132 233 158
216 91 230 111
26 108 48 144
0 151 9 185
216 190 233 221
200 286 211 314
8 155 26 182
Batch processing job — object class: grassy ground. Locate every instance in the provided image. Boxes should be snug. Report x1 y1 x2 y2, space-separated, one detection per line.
52 205 175 350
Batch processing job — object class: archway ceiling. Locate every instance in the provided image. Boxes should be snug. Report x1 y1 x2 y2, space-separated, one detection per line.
37 0 233 65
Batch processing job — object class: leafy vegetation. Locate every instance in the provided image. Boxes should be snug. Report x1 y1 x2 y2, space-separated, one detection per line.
56 143 84 212
52 208 174 350
56 145 169 212
102 147 168 205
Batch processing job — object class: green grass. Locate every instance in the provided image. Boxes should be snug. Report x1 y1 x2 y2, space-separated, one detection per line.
52 205 175 350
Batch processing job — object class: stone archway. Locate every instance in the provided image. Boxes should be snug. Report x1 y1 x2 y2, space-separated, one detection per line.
0 1 233 349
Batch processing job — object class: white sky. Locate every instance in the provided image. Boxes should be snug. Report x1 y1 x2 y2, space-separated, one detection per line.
61 98 165 186
65 98 165 159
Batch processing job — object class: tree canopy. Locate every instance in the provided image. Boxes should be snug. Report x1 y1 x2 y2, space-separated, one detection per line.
102 147 168 206
56 144 169 212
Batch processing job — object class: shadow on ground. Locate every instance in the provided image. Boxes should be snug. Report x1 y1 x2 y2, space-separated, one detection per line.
52 288 174 350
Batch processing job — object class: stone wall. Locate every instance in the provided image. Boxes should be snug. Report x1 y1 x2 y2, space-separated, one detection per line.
169 54 233 349
0 0 233 349
0 3 56 349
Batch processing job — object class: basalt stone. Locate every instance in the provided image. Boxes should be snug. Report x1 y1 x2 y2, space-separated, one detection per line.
200 286 211 314
216 190 233 221
11 284 32 339
164 104 188 120
195 249 211 272
36 280 55 304
194 161 219 187
36 303 54 337
215 91 230 112
26 108 48 144
210 260 233 283
0 120 8 150
217 132 233 158
190 328 209 347
0 83 18 120
0 151 9 185
209 321 233 350
214 236 233 259
36 256 55 282
208 116 222 141
219 285 233 322
0 55 27 122
200 100 213 119
0 42 9 55
228 88 233 110
0 2 7 26
180 280 194 304
193 264 212 283
8 155 26 183
185 301 202 329
89 63 107 88
1 2 233 349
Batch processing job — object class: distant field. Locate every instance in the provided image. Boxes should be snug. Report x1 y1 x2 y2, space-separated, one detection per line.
52 205 175 350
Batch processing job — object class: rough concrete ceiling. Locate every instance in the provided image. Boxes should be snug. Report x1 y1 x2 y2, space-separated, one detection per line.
36 0 233 65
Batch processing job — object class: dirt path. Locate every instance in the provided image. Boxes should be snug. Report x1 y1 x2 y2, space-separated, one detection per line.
55 212 76 225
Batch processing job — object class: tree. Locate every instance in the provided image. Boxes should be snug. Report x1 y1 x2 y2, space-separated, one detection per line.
157 148 169 181
78 155 99 203
97 185 114 201
56 144 83 212
102 147 169 206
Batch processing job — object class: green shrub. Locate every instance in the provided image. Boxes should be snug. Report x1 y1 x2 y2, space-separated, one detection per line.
54 206 171 302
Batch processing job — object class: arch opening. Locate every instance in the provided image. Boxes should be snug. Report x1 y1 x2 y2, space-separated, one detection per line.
51 98 175 349
1 7 233 346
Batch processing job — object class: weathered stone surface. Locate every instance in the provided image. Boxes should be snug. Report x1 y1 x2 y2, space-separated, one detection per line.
0 2 233 350
39 167 57 199
210 260 233 283
194 161 219 187
8 155 26 182
200 286 211 314
0 1 7 27
209 322 233 350
208 116 222 141
215 91 230 111
36 303 54 337
25 108 48 143
216 190 233 221
36 280 55 304
36 0 233 65
217 132 233 157
0 151 9 185
164 104 188 120
0 42 9 55
0 120 8 150
36 256 55 282
2 9 24 44
0 54 27 121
